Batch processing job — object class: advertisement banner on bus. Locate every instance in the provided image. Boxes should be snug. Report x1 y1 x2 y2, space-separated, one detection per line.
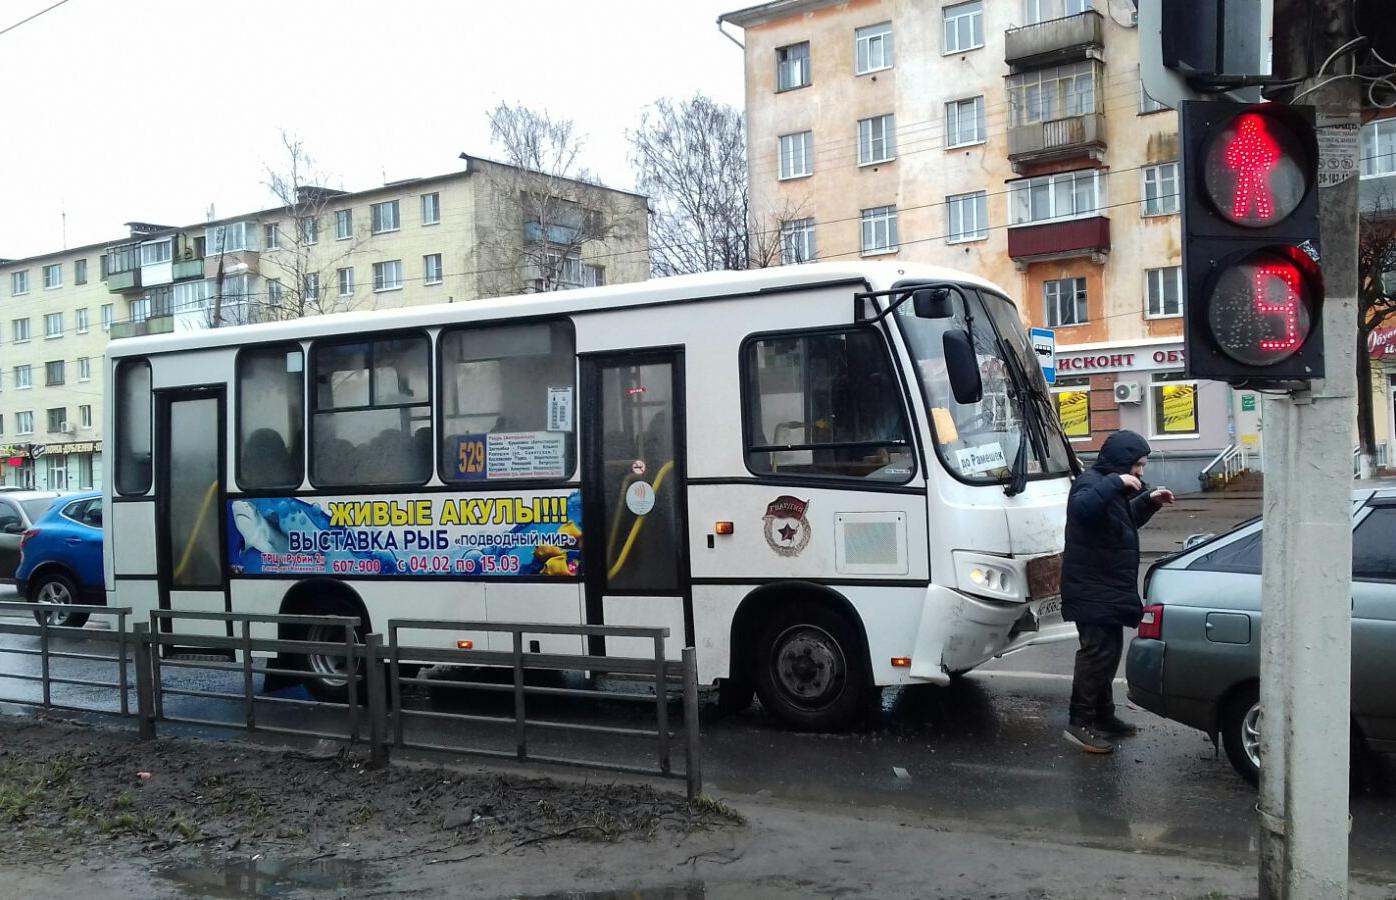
226 491 583 578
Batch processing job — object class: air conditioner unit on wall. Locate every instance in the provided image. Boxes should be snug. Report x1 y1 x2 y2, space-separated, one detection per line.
58 421 74 434
1114 381 1143 404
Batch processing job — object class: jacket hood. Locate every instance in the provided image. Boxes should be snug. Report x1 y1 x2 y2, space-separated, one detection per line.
1093 430 1151 474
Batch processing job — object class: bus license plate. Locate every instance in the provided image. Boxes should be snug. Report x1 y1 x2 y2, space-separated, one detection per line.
1034 596 1063 626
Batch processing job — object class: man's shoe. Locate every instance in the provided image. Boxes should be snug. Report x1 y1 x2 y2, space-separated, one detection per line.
1063 723 1115 754
1096 714 1138 737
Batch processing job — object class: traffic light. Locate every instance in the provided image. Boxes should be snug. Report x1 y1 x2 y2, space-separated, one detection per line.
1180 100 1323 384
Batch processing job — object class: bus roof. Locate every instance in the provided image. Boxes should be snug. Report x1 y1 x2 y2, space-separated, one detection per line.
107 261 1007 359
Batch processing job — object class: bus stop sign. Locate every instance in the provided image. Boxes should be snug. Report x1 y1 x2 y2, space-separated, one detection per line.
1031 327 1056 384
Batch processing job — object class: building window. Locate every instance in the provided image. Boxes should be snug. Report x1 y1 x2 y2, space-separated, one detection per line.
73 258 87 285
130 297 150 323
1151 372 1199 436
46 408 66 433
780 218 817 264
1139 67 1169 113
1009 169 1104 225
776 42 811 91
373 260 403 292
337 267 354 297
583 264 604 287
45 361 64 386
264 223 281 250
855 22 893 74
1044 277 1088 327
12 318 30 343
946 96 986 147
304 272 320 302
1052 377 1092 440
424 254 444 285
858 114 896 165
16 412 33 435
101 304 114 331
11 271 29 295
141 239 172 266
371 200 400 234
946 191 989 243
42 264 62 290
422 192 441 225
205 221 256 255
1362 119 1396 178
1007 61 1100 126
336 209 353 240
1025 0 1093 24
1146 266 1183 318
300 216 319 245
1142 162 1180 216
778 131 814 179
237 344 305 491
44 312 62 339
267 279 284 309
75 308 89 334
944 1 984 53
79 405 92 429
861 206 899 255
14 365 31 389
78 357 91 382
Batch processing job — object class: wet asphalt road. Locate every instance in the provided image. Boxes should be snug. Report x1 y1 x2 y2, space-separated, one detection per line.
1 584 1393 881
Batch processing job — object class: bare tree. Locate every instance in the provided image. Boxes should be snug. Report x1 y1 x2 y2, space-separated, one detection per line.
628 93 807 276
474 102 632 297
1357 192 1396 475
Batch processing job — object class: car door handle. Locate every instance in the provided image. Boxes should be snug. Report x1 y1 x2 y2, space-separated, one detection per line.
65 538 82 545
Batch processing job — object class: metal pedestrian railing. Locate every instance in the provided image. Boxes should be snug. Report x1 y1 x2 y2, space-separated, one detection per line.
0 601 135 716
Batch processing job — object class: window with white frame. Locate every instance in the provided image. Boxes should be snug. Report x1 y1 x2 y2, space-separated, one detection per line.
776 42 810 90
40 313 60 339
46 408 64 434
304 272 320 301
1150 372 1199 436
336 209 353 240
1025 0 1093 24
205 221 256 254
75 308 89 333
73 258 87 285
12 271 29 295
12 318 30 343
946 96 986 147
1044 277 1088 326
130 297 149 322
1362 119 1396 178
78 357 91 382
422 192 441 225
371 200 400 234
424 254 444 285
14 365 31 389
858 114 896 165
79 405 92 429
1146 265 1183 318
1007 61 1100 126
101 304 113 331
1142 162 1180 216
42 264 62 289
855 22 893 74
173 279 209 314
780 218 817 264
267 278 284 309
141 239 172 266
299 216 319 245
779 131 814 179
944 1 983 53
1009 169 1104 225
338 267 354 297
946 191 989 243
373 260 403 291
861 206 899 254
583 264 604 287
264 223 281 250
16 412 33 435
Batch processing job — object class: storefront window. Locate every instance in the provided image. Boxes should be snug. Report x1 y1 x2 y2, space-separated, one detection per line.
1150 372 1199 437
1052 377 1092 439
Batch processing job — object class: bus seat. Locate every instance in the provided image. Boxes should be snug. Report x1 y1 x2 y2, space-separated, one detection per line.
315 438 356 485
243 428 296 488
771 421 811 472
410 427 433 481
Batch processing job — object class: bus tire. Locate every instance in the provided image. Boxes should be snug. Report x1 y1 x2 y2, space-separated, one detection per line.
754 603 869 732
291 595 366 705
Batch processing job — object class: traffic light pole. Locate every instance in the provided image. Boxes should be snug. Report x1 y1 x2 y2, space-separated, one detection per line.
1257 35 1360 900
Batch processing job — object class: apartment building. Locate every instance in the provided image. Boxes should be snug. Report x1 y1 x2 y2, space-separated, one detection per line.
720 0 1265 486
0 158 649 490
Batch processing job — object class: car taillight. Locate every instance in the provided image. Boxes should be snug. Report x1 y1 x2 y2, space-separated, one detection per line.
19 529 39 550
1138 604 1164 640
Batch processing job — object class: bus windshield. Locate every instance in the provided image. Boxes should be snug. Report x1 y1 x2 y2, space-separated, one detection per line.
896 288 1073 485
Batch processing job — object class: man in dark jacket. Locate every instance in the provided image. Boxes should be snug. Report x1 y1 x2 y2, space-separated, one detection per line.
1061 429 1174 753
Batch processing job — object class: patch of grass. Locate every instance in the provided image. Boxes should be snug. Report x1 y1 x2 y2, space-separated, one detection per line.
111 790 133 811
688 794 745 825
348 806 373 827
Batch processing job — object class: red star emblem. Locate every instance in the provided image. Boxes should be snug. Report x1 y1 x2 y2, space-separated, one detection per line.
777 523 799 542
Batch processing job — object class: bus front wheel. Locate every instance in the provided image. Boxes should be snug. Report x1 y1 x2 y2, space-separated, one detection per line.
754 604 869 731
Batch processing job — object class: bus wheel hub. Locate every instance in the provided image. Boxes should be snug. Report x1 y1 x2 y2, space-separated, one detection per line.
775 627 843 699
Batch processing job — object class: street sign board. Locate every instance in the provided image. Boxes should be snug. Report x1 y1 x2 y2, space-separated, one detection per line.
1030 327 1056 384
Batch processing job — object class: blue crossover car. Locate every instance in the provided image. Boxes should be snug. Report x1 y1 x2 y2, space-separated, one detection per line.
15 490 103 627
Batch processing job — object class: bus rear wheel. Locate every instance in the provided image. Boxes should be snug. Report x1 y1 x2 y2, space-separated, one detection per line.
754 604 868 731
292 597 366 704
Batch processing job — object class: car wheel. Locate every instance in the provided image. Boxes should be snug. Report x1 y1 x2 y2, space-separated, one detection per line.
1222 684 1261 786
754 604 869 732
30 572 89 629
295 599 366 704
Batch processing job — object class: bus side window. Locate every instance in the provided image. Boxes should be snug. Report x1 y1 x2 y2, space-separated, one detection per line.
115 359 153 496
237 345 305 491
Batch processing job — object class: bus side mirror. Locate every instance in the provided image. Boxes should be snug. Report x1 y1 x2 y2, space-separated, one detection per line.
912 288 954 319
943 330 983 405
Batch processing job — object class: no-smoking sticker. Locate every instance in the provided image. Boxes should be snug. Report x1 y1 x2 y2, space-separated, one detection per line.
630 459 646 477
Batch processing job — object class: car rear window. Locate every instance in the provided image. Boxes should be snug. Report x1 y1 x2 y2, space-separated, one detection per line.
21 499 56 522
1186 529 1262 574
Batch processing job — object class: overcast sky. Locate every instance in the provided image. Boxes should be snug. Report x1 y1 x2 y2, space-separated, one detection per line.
0 0 747 260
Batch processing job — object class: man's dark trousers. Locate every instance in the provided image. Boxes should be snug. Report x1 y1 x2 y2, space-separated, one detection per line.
1069 624 1124 725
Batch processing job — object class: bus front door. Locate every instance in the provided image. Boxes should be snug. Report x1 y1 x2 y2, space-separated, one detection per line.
156 388 229 639
580 351 691 660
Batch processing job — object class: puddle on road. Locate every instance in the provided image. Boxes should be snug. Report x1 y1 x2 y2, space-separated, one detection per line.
158 855 373 898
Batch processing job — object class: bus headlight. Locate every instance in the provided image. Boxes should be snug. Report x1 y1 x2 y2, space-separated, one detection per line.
953 552 1023 602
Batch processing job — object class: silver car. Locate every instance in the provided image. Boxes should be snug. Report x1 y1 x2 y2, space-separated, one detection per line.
0 491 66 581
1126 486 1396 785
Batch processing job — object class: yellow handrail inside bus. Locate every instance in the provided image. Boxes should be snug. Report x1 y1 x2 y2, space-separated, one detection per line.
173 479 220 581
607 460 674 581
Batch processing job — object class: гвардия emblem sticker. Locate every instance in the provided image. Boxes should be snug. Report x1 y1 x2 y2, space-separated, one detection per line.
763 495 811 557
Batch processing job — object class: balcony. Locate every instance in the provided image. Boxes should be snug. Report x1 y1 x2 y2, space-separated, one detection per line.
1008 112 1106 173
110 315 174 340
1005 11 1104 70
105 268 142 293
1007 215 1110 268
172 258 205 281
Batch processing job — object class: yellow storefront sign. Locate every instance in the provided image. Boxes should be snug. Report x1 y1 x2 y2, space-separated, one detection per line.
1056 390 1090 438
1160 384 1197 434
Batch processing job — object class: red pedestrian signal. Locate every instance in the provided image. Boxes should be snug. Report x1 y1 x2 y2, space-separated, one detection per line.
1181 101 1322 384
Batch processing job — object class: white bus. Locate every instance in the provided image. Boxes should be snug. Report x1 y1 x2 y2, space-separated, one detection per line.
103 262 1075 730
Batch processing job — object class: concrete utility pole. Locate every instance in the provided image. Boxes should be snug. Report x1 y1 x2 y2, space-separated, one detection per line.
1259 3 1360 896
